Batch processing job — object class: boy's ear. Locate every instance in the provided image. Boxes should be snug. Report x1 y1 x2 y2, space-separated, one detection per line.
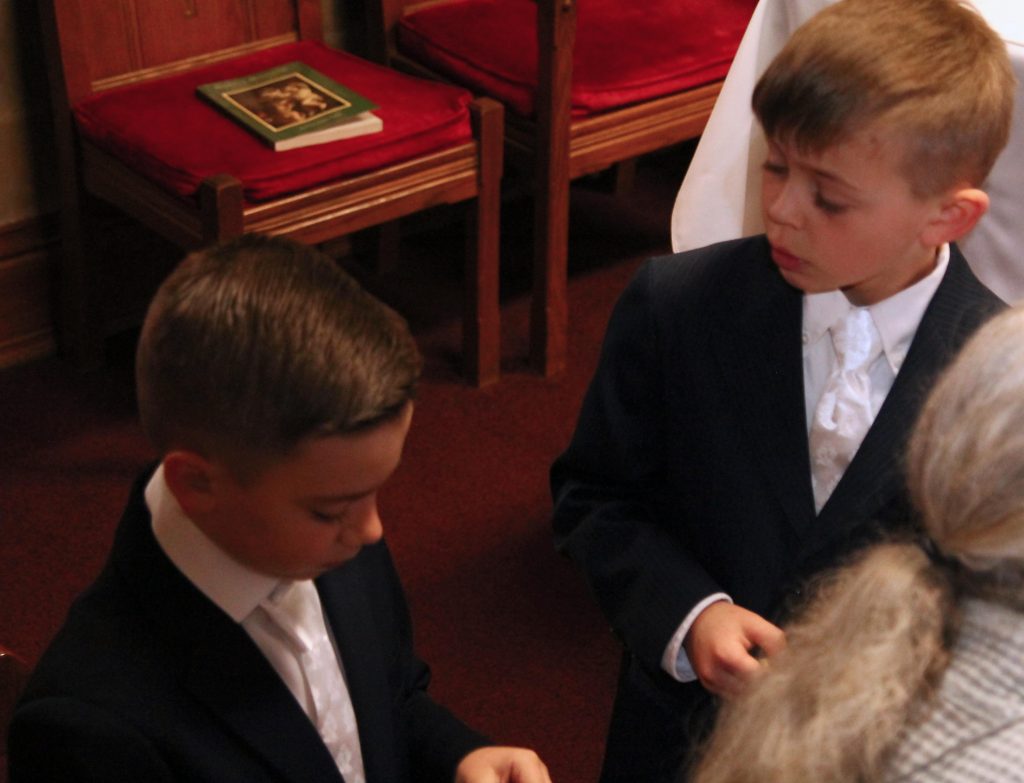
921 187 989 246
163 450 219 518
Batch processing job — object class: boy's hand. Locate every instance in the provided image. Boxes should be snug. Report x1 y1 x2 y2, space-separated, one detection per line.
455 746 552 783
683 602 785 700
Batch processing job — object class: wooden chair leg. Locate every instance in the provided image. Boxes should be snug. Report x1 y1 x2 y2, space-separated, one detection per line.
466 97 504 387
530 0 574 378
347 224 401 279
530 170 569 379
371 223 402 278
612 158 637 195
198 174 244 245
57 199 104 371
51 81 105 371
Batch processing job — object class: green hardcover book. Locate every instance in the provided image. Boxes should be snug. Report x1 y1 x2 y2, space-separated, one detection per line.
197 62 382 151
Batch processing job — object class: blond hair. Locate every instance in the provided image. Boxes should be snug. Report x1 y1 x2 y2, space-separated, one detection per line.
136 234 421 474
693 307 1024 783
908 308 1024 578
752 0 1015 196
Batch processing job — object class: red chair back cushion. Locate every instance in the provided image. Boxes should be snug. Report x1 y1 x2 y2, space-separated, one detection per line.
73 41 474 201
397 0 757 118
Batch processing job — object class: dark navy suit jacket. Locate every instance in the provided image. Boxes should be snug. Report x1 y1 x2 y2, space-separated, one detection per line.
11 469 486 782
551 236 1004 781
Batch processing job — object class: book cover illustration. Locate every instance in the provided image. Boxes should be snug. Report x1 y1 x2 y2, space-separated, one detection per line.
197 62 382 150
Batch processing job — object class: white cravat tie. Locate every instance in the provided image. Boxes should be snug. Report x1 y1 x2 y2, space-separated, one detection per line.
259 580 366 783
809 307 883 513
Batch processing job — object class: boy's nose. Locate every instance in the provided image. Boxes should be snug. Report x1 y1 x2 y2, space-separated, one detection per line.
356 497 384 545
764 182 802 229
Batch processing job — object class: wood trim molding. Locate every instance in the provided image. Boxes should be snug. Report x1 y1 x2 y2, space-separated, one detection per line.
0 214 59 369
0 213 58 259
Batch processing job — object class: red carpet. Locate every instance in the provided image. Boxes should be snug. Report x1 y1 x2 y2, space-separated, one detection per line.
0 147 691 782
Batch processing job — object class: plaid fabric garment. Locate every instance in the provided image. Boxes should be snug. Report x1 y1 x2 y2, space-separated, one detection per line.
885 598 1024 782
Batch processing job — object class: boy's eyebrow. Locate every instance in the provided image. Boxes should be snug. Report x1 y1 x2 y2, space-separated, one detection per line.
767 139 864 192
809 165 862 193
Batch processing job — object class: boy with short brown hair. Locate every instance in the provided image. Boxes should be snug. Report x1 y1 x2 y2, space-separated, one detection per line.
551 1 1014 780
12 234 551 783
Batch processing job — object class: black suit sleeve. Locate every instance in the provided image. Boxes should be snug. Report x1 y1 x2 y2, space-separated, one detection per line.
358 542 489 783
10 698 176 783
551 259 725 674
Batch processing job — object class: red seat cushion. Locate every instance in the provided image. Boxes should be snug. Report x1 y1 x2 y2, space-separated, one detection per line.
398 0 756 118
73 41 474 202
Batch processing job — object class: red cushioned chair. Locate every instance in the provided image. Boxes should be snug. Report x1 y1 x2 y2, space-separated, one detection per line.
39 0 504 386
366 0 755 376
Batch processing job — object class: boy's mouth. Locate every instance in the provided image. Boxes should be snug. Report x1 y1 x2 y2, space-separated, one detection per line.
770 244 802 272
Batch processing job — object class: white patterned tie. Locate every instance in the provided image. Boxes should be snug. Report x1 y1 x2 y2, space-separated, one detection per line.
260 580 366 783
809 307 883 513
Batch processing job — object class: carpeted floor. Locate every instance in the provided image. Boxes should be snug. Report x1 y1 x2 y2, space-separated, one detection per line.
0 145 692 782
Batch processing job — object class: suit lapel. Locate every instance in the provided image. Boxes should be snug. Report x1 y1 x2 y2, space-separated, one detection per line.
317 560 402 783
713 250 817 536
185 619 345 783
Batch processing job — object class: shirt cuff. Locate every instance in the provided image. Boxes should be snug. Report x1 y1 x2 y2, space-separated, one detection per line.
660 593 733 682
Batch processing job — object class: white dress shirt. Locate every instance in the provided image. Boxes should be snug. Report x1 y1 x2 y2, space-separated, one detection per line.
662 245 949 681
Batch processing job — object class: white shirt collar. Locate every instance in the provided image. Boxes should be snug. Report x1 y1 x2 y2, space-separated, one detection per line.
146 464 282 623
803 243 950 374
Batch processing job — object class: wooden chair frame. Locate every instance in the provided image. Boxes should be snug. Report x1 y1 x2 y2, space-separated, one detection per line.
39 0 504 385
372 0 721 376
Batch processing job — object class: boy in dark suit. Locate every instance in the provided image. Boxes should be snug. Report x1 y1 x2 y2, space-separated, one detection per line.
550 1 1015 780
10 234 551 783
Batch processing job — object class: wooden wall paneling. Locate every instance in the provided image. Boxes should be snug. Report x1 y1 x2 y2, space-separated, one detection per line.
0 217 59 369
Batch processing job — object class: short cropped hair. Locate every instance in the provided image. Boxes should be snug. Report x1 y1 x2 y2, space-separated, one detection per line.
136 234 421 472
753 0 1015 196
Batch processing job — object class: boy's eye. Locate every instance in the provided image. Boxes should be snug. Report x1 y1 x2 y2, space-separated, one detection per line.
310 507 348 524
762 161 787 177
814 192 848 215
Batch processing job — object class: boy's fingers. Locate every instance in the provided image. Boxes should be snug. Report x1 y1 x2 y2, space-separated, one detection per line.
455 747 551 783
701 637 761 696
718 640 762 677
710 653 760 699
748 619 786 657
